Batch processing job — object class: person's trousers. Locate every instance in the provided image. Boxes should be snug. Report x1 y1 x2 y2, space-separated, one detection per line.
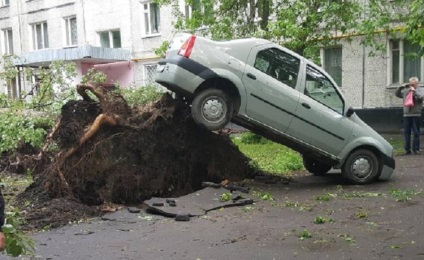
404 116 421 152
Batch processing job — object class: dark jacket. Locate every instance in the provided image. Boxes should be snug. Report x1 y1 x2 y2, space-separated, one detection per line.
0 189 4 230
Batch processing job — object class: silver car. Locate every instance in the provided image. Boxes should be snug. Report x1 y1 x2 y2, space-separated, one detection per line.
155 34 395 184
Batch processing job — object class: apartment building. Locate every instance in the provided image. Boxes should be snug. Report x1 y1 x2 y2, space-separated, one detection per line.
0 0 180 98
321 36 424 109
1 0 422 110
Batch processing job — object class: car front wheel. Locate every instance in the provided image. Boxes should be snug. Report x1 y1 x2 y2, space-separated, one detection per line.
342 149 380 184
303 156 332 175
191 88 233 131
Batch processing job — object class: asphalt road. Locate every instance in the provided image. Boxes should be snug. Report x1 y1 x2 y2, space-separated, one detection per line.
5 153 424 260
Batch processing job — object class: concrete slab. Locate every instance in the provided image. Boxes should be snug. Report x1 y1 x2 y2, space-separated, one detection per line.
144 187 255 218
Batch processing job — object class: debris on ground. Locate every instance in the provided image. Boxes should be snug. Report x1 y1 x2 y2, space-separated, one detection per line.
144 187 256 220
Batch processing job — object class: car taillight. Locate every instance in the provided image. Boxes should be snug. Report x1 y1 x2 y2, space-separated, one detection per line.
178 35 196 58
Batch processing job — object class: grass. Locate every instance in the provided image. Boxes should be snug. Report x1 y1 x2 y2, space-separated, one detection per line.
232 136 303 174
385 135 404 156
232 133 404 175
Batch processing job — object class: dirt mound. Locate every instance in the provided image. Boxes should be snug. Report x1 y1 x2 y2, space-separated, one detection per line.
16 89 254 228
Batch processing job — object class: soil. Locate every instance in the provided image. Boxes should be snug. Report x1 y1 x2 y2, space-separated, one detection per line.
7 93 255 230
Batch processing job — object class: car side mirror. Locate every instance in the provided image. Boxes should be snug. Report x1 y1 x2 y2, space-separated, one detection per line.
346 107 355 117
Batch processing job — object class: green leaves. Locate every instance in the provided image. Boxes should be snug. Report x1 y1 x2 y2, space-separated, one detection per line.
299 229 312 240
0 112 51 153
158 0 364 59
219 192 232 202
390 188 422 202
81 68 107 85
2 209 35 257
154 40 170 57
120 85 165 106
159 0 424 61
313 216 334 224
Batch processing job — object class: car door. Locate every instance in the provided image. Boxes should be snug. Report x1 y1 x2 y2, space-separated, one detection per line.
242 46 301 133
286 64 353 156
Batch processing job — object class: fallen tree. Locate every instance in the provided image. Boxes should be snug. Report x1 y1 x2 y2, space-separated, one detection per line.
22 83 254 209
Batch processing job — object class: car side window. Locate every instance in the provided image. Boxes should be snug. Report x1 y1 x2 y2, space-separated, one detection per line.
253 48 300 89
304 65 344 114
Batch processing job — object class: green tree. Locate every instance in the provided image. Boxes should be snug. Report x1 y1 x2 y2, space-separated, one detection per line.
354 0 424 56
157 0 363 58
268 1 361 56
402 0 424 53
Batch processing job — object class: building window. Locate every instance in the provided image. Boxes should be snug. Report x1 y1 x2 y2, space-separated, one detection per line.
143 2 160 36
99 30 121 48
31 22 49 50
1 0 9 7
64 16 77 46
323 47 342 87
143 64 158 85
2 28 13 54
390 39 423 85
391 40 400 84
184 0 201 19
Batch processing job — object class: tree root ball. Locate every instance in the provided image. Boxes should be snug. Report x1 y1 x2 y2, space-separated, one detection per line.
37 93 254 205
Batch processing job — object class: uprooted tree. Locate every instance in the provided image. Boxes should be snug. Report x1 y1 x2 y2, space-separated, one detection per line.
28 82 254 206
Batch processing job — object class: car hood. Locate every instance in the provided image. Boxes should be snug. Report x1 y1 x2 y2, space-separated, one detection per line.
350 113 393 155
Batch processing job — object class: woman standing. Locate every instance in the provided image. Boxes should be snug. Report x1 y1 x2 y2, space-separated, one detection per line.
395 77 424 155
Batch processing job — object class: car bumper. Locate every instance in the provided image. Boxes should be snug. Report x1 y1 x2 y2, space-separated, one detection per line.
155 56 217 96
155 63 199 96
378 155 395 181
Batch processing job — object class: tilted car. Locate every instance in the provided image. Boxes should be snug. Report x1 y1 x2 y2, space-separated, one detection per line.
155 34 395 184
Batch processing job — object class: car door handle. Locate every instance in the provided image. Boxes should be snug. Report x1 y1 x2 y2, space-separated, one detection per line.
246 73 256 80
301 102 311 109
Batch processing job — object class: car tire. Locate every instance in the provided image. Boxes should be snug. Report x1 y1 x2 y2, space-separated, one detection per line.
342 149 380 184
191 88 233 130
303 156 332 175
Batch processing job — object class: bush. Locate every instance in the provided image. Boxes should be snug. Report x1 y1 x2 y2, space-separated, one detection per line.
2 208 35 257
240 132 267 144
120 85 165 106
0 111 53 154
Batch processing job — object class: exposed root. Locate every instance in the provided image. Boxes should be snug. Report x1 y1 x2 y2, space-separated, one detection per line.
63 114 117 159
76 83 105 103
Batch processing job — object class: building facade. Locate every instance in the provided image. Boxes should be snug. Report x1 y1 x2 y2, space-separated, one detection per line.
0 0 422 110
0 0 180 98
322 36 424 109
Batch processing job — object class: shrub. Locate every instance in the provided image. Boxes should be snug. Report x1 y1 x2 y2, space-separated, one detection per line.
120 85 165 106
2 208 35 257
0 111 53 154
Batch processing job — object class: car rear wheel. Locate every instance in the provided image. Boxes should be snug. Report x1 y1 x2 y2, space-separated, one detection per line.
191 88 233 131
303 156 332 175
342 149 380 184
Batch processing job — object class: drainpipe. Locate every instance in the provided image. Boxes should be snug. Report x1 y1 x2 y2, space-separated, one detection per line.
362 43 366 108
82 0 87 43
361 0 366 108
